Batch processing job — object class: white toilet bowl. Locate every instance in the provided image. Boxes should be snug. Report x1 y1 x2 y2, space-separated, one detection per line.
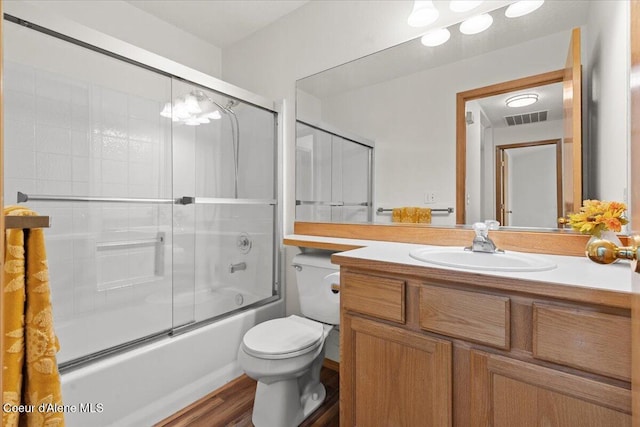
238 315 333 427
238 253 340 427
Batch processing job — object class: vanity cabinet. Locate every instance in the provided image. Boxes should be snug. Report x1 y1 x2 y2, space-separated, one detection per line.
470 350 631 427
341 313 452 426
338 264 632 427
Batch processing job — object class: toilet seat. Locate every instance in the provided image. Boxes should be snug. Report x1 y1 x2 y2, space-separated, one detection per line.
242 315 325 360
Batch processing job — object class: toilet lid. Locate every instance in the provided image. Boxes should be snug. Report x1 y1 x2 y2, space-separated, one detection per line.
242 315 324 357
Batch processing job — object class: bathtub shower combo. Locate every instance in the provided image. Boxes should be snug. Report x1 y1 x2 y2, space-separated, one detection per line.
3 9 281 427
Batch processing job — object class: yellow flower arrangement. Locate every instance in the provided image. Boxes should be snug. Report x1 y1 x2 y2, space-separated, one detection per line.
567 200 628 237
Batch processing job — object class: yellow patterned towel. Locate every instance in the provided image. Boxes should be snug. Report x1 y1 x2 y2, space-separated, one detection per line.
417 208 432 224
2 206 64 427
391 208 403 223
401 207 417 223
391 207 431 224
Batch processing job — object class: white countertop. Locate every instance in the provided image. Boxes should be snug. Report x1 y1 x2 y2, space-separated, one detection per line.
285 234 632 295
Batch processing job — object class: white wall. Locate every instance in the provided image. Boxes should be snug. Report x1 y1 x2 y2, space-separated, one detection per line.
4 0 223 77
585 0 629 205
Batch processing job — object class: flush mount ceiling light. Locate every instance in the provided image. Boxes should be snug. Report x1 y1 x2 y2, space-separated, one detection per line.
421 28 451 47
505 0 544 18
459 13 493 35
407 1 440 27
505 93 539 108
449 0 483 13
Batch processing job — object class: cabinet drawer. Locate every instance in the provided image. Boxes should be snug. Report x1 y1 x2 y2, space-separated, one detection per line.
533 304 631 381
420 286 510 349
342 272 405 323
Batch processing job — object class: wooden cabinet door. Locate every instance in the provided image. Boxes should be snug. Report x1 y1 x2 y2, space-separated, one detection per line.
340 314 452 426
470 350 631 427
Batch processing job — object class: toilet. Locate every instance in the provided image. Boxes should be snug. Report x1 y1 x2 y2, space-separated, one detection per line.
238 253 340 427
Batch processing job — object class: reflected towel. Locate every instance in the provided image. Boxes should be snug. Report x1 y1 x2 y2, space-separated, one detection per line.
391 207 432 224
2 206 64 427
417 208 432 224
391 208 403 223
401 207 416 223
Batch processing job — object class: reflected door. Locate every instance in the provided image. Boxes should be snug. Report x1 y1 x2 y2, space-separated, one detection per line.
496 140 562 227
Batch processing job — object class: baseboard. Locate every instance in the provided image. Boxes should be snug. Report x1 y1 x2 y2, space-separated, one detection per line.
323 358 340 372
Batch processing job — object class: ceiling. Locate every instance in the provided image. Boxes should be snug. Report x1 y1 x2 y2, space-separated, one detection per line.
125 0 310 48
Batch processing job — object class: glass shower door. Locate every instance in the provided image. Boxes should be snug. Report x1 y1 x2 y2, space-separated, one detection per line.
3 19 174 364
295 121 373 222
170 80 277 326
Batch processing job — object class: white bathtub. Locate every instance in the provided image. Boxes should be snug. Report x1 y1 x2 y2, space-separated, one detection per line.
60 300 283 427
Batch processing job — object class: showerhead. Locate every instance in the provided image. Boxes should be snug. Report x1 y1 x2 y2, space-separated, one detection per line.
225 99 240 111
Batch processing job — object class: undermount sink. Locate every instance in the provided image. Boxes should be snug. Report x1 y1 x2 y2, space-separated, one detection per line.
409 247 557 272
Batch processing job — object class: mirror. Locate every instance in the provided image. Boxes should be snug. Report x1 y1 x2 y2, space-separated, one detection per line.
296 0 629 229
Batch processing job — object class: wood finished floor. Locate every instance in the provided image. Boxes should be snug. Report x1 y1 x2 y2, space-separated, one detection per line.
154 364 339 427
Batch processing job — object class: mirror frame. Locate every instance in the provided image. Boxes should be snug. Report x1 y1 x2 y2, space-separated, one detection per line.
455 69 566 224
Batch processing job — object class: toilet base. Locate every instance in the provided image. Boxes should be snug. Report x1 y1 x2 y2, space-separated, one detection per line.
250 340 328 427
252 380 326 427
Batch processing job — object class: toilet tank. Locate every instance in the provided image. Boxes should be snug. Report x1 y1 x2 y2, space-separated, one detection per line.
292 253 340 325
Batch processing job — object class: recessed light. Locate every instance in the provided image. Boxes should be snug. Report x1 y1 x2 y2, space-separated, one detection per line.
505 0 544 18
459 13 493 35
421 28 451 47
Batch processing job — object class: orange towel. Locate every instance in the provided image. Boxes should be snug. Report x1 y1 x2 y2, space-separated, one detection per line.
2 206 64 427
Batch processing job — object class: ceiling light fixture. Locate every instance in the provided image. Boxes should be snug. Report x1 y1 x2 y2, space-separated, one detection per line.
459 13 493 35
160 91 223 125
505 0 544 18
505 93 539 108
449 1 483 13
407 1 440 28
421 28 451 47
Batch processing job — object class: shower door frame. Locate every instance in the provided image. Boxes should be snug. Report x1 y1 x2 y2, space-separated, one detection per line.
3 2 283 370
295 119 375 222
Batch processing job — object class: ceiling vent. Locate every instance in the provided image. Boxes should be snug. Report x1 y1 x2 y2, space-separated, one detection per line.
504 110 548 126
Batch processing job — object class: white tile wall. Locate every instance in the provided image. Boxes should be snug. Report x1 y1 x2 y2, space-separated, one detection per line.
4 58 174 363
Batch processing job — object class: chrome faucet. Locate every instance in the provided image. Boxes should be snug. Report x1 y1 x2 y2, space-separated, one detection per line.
465 222 504 253
229 262 247 273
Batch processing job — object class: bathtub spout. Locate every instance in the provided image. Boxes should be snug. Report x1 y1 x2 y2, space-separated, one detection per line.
229 262 247 273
